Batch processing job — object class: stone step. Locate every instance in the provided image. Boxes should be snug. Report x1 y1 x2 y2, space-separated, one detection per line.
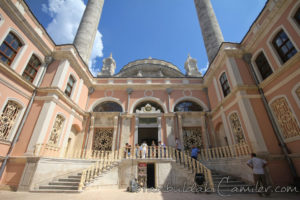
49 181 80 186
31 189 82 193
58 178 81 182
68 175 81 179
215 184 253 189
39 185 79 190
214 180 246 185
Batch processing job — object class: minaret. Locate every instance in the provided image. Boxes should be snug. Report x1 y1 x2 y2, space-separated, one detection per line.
74 0 104 64
194 0 224 63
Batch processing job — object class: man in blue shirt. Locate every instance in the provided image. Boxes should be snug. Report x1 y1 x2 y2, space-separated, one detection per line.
191 145 200 160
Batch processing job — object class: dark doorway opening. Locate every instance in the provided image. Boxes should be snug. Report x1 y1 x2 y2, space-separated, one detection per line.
138 128 158 146
147 163 155 188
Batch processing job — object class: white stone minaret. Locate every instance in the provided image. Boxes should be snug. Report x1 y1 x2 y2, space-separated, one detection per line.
74 0 104 64
194 0 224 63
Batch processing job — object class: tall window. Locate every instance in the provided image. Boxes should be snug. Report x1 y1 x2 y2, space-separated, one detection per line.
219 72 230 97
0 32 23 66
0 101 21 140
255 52 273 80
294 7 300 26
272 30 297 63
22 55 41 83
64 75 75 97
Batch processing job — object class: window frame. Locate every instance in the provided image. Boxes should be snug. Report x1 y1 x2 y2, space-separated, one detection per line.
0 32 23 66
254 51 273 81
219 72 231 97
64 75 76 97
22 54 41 83
271 29 297 63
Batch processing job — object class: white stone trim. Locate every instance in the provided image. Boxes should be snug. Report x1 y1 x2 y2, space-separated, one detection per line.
0 97 26 142
88 97 124 112
130 97 167 114
237 91 268 153
267 25 299 67
226 57 243 87
134 116 139 145
46 112 67 145
251 48 275 83
268 94 300 141
74 79 84 104
51 59 70 88
220 109 233 145
171 96 209 112
26 100 56 154
112 116 118 150
291 82 300 109
0 75 31 99
288 2 300 36
158 116 162 142
213 77 221 102
59 114 74 156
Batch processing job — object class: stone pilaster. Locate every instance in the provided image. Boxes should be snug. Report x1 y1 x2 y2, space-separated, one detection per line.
194 0 224 63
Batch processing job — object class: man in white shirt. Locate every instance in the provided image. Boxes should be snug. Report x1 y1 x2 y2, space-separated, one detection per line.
247 153 271 196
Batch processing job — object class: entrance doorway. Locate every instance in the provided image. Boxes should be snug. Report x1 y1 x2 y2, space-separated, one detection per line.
138 128 158 146
147 163 155 188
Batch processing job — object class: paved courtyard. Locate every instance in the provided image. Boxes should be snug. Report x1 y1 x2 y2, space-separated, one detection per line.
0 189 299 200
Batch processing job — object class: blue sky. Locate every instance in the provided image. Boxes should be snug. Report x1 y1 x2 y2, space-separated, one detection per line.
25 0 267 76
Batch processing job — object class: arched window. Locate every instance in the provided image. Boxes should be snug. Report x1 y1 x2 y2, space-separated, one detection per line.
272 30 297 63
174 101 203 112
0 100 21 140
219 72 230 97
93 101 123 112
254 52 273 80
22 55 41 83
134 101 164 113
64 75 76 97
0 32 23 66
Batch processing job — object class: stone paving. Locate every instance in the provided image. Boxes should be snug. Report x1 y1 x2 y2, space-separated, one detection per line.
0 189 299 200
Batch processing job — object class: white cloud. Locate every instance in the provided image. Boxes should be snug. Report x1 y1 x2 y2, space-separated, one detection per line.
199 62 209 74
42 0 103 75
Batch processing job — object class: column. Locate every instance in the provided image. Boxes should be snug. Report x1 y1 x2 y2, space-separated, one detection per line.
165 114 176 146
112 116 118 151
134 116 139 145
158 116 162 142
74 0 105 64
177 114 184 151
86 116 95 150
194 0 224 63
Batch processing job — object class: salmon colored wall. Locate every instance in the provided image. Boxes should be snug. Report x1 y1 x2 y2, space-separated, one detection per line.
40 60 60 87
207 82 219 109
0 143 10 157
0 161 25 188
11 101 44 156
234 58 254 85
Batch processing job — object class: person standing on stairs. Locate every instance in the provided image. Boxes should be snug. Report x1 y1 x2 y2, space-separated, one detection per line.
247 153 271 197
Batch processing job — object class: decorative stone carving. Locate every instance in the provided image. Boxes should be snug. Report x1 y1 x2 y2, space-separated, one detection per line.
182 127 203 150
184 55 202 77
271 97 300 139
229 113 245 143
136 104 161 113
97 53 116 77
48 115 65 145
93 128 113 150
0 101 20 140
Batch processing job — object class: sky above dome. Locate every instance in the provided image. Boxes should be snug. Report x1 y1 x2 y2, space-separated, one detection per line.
24 0 267 76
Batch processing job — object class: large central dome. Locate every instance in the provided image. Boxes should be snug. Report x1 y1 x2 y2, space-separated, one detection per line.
114 58 185 78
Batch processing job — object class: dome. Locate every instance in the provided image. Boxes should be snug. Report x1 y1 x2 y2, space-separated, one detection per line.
114 58 184 78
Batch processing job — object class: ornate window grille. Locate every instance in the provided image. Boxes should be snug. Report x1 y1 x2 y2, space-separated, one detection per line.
229 113 245 143
271 97 300 139
93 128 113 151
219 72 230 97
272 30 297 63
255 52 273 80
48 115 65 145
0 32 23 66
182 127 203 151
0 101 21 140
22 55 41 83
